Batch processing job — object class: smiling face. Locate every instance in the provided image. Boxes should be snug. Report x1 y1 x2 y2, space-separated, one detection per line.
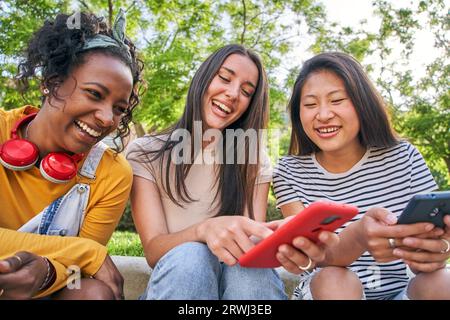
40 52 133 155
299 70 362 156
202 53 259 131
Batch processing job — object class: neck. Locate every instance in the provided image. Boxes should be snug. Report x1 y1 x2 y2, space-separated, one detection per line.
22 111 55 158
316 144 366 173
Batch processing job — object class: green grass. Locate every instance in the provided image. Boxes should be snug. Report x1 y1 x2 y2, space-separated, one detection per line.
107 231 144 257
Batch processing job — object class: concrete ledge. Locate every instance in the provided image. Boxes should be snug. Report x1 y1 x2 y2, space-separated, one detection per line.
112 255 298 300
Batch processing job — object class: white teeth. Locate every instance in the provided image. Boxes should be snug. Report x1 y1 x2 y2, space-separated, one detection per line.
318 127 339 134
213 100 231 114
75 120 101 138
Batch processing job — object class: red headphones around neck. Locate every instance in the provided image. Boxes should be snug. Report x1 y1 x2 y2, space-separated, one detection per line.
0 112 84 183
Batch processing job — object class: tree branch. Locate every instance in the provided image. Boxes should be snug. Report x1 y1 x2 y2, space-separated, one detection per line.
240 0 247 44
125 1 137 13
108 0 113 27
78 0 90 11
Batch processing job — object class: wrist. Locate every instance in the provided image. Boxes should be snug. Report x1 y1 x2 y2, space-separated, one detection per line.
38 257 56 292
195 220 208 242
352 220 367 251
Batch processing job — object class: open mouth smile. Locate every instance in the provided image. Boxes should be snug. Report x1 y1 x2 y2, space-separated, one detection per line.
74 120 102 138
212 99 232 114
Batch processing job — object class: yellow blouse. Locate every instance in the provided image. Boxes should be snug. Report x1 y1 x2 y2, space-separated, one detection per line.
0 106 132 297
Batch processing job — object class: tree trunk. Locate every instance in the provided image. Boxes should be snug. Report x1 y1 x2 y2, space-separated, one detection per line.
445 156 450 176
108 0 113 27
446 140 450 175
133 121 145 138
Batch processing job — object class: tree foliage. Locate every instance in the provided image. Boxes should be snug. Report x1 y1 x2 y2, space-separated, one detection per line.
371 0 449 189
0 0 447 189
0 0 70 108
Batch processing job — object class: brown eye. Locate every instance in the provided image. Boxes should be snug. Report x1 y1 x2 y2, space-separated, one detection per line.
241 89 252 97
113 106 128 116
331 98 346 105
218 75 230 82
87 89 102 100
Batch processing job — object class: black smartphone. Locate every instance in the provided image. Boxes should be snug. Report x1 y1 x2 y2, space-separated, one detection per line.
397 191 450 228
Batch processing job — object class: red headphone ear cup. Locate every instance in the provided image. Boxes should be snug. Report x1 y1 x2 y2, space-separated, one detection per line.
40 153 78 183
0 138 39 170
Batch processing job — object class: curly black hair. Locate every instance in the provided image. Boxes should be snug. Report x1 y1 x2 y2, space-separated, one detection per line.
16 11 144 153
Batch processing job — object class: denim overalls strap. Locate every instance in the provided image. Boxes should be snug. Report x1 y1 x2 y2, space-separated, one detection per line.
18 142 108 236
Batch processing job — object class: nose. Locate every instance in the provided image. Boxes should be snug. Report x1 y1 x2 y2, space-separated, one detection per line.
95 107 115 127
225 82 239 101
316 103 334 122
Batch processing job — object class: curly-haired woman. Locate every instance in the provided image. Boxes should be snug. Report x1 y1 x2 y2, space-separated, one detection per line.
0 10 144 300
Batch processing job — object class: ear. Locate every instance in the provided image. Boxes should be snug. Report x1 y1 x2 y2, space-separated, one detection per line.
39 84 49 95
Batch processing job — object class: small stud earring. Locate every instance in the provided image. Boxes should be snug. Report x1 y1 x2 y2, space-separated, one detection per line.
43 88 50 95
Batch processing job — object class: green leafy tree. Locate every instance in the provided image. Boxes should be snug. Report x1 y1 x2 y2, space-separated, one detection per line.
304 0 449 189
0 0 70 109
372 0 449 189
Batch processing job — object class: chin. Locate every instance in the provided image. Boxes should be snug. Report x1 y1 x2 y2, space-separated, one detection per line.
317 144 341 153
205 119 226 131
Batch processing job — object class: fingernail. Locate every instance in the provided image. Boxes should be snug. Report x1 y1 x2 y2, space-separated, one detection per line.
402 238 414 246
386 213 397 224
393 249 402 256
279 245 289 254
0 261 10 270
319 232 328 242
296 239 305 247
425 224 434 231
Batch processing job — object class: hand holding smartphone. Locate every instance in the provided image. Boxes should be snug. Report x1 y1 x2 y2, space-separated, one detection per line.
239 201 359 268
397 191 450 228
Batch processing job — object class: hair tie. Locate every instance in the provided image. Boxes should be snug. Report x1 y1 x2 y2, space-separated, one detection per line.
79 8 131 60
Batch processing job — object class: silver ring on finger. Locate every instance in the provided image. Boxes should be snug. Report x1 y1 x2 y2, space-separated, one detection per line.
298 257 313 271
388 238 396 249
0 288 4 298
12 255 23 265
440 239 450 254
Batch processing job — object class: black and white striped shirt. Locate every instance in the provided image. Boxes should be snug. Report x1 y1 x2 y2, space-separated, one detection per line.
273 141 437 300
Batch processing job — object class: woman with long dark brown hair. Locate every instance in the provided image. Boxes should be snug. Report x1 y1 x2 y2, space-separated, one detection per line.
273 52 450 300
126 44 338 299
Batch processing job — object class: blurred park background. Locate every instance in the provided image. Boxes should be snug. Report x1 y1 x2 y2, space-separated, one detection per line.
1 0 448 254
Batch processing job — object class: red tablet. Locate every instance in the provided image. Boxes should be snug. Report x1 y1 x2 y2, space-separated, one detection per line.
239 201 359 268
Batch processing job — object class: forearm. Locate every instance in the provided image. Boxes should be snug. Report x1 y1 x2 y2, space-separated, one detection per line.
143 222 205 268
319 221 366 267
1 228 107 278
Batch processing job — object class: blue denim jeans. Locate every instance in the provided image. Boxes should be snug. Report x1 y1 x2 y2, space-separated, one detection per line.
142 242 288 300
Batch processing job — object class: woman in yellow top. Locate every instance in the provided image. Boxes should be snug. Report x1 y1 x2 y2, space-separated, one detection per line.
0 10 143 299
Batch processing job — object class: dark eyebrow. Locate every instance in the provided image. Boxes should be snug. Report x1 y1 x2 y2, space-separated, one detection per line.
303 89 346 99
84 82 110 94
327 89 346 96
221 67 256 89
83 82 129 105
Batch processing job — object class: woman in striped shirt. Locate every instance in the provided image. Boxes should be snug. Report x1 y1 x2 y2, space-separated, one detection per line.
273 52 450 300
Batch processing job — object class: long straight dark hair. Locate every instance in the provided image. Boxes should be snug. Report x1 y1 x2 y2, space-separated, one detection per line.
135 44 269 219
288 52 398 155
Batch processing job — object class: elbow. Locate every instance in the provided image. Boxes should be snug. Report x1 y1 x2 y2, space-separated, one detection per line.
142 238 161 269
144 250 159 269
145 256 157 269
